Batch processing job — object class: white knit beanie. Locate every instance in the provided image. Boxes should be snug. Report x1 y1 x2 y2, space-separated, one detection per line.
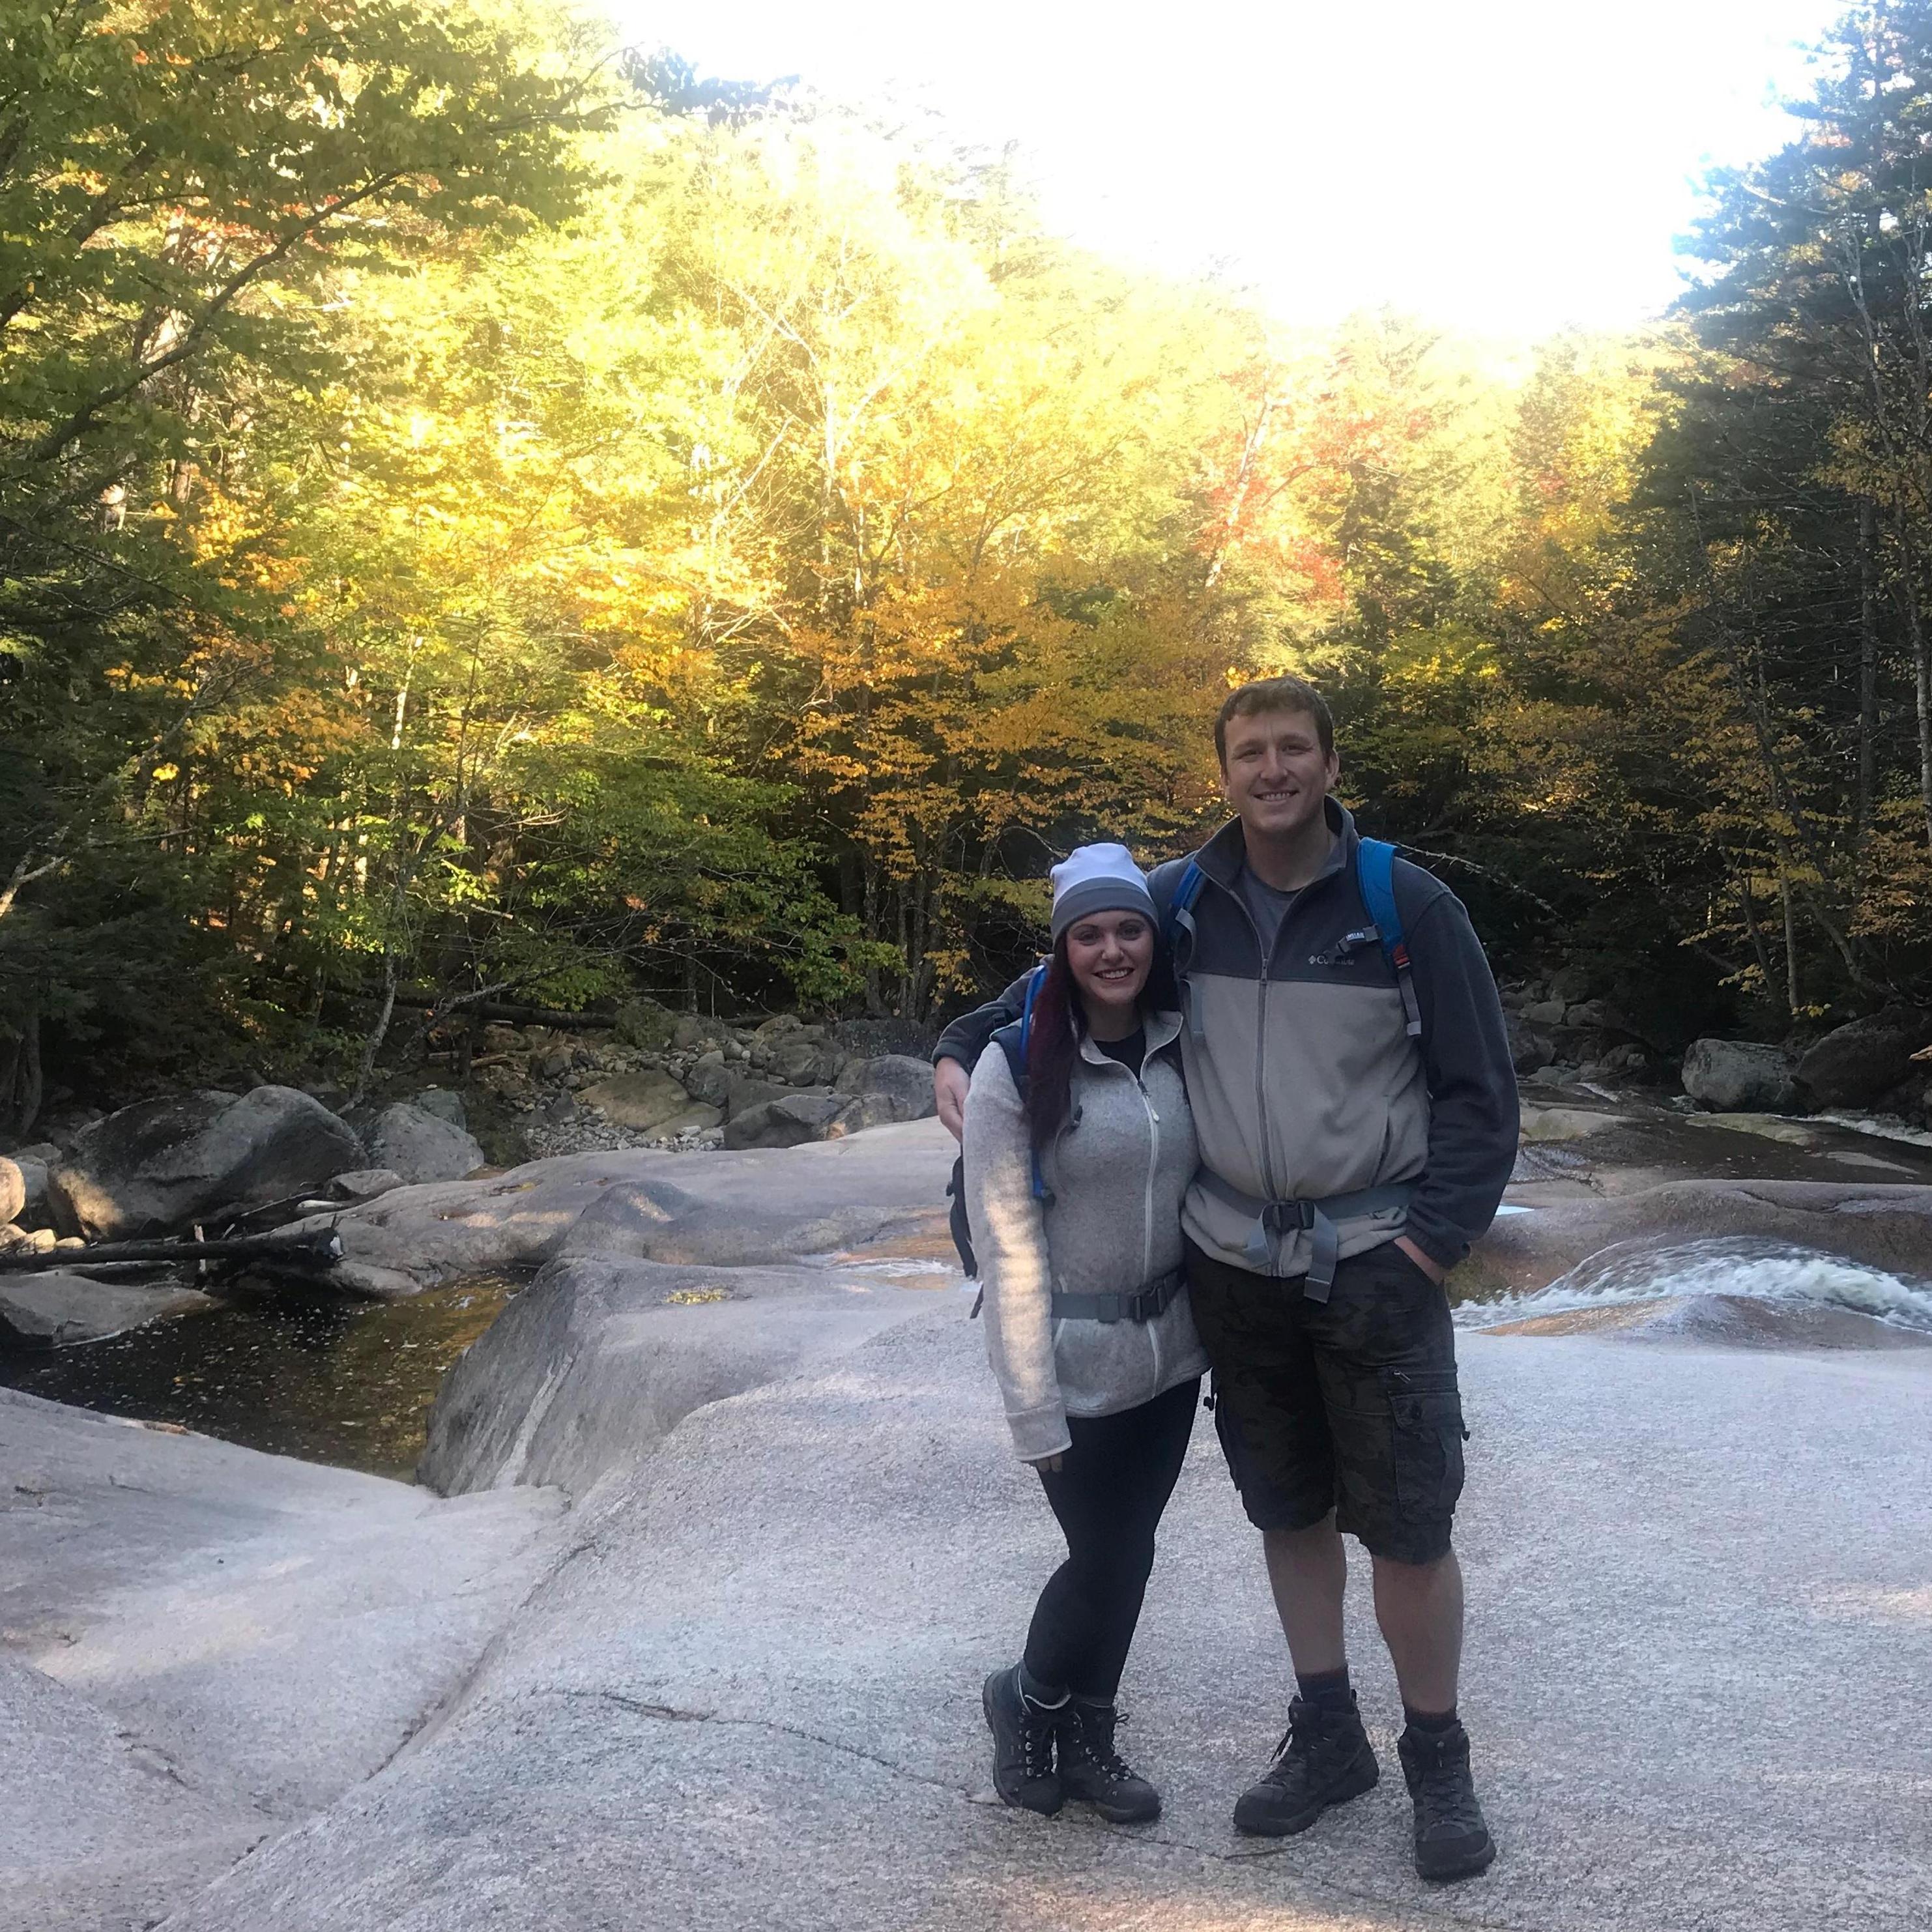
1049 843 1157 942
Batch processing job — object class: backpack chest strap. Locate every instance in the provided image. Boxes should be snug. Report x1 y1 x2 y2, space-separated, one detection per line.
1196 1172 1416 1302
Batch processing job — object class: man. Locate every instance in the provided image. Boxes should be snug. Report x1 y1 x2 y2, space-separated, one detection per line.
933 674 1518 1882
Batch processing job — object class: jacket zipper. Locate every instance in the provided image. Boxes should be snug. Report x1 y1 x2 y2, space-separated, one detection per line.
1138 1063 1160 1295
1137 1052 1163 1399
1222 891 1278 1206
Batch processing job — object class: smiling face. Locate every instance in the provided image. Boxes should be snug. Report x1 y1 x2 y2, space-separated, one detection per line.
1063 908 1155 1024
1219 705 1340 844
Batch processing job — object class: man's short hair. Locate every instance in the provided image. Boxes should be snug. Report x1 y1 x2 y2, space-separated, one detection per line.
1214 674 1334 769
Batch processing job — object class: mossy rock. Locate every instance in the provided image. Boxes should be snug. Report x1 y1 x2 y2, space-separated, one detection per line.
613 999 678 1052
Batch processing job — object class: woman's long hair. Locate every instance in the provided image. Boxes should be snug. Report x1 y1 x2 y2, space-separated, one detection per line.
1022 921 1179 1153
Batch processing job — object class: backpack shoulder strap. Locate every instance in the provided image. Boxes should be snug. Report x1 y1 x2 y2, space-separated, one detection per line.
1355 838 1422 1040
1160 858 1207 956
1159 858 1208 1039
990 964 1052 1202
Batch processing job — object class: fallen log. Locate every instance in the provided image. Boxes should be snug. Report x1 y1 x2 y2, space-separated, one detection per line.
0 1228 344 1275
384 992 620 1030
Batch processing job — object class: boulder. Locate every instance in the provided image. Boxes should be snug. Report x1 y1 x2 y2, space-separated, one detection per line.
420 1252 930 1499
2 1143 57 1232
770 1036 843 1086
1680 1039 1800 1114
685 1051 730 1110
362 1105 486 1185
1598 1043 1652 1076
0 1157 22 1227
326 1168 406 1202
1523 998 1568 1027
828 1093 899 1136
612 998 678 1052
1507 1015 1556 1075
409 1088 467 1129
670 1015 719 1052
723 1091 843 1150
0 1273 214 1346
833 1053 939 1121
578 1071 694 1133
1796 1005 1932 1109
652 1104 724 1140
48 1086 364 1241
723 1071 790 1121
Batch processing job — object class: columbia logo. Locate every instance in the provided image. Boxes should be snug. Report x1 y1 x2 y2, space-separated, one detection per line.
1310 929 1377 968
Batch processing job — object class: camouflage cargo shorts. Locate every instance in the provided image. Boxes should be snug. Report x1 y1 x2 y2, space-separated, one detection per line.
1184 1236 1467 1565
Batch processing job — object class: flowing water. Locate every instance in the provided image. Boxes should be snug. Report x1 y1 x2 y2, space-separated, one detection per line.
0 1275 522 1478
1456 1236 1932 1334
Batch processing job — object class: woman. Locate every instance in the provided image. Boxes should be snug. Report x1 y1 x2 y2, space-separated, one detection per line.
964 842 1208 1824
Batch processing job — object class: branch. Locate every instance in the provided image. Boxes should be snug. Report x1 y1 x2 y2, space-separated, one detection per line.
0 850 66 923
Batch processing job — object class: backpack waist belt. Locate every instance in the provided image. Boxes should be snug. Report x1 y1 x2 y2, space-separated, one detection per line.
1195 1172 1416 1302
1050 1267 1183 1325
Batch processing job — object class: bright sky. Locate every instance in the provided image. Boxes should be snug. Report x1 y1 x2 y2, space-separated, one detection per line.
614 0 1847 341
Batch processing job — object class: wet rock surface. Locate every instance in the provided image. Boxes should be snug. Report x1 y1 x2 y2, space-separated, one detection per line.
0 1271 214 1347
296 1119 959 1299
1469 1178 1932 1296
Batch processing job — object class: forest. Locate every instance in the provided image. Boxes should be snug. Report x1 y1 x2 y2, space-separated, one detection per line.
6 0 1932 1131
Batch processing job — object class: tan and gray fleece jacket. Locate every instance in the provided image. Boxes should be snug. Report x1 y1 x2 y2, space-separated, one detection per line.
964 1009 1209 1462
940 803 1519 1280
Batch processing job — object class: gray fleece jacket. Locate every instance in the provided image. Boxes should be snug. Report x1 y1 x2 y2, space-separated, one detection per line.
964 1008 1209 1462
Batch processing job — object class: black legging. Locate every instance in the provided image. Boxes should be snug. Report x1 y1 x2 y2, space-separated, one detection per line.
1022 1375 1201 1701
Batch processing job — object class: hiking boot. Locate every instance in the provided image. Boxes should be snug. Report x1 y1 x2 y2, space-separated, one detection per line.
1398 1720 1496 1881
983 1666 1063 1815
1232 1694 1379 1836
1056 1698 1161 1823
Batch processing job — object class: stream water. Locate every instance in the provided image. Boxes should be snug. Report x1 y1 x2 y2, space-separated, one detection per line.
1457 1237 1932 1333
0 1275 521 1479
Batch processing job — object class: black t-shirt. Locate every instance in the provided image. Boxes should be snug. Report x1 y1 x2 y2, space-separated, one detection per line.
1091 1026 1146 1076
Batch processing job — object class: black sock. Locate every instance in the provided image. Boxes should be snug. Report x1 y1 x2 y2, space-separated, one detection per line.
1403 1703 1458 1736
1295 1667 1354 1714
1017 1662 1069 1710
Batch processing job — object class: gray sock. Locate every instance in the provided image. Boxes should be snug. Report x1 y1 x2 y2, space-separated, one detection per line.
1017 1662 1069 1709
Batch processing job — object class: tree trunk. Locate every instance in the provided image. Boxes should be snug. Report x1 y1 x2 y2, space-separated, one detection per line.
1857 496 1879 838
0 1014 42 1140
1904 536 1932 850
350 951 399 1108
1780 875 1800 1019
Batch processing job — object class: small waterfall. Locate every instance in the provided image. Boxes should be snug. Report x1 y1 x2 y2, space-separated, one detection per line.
1458 1236 1932 1334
